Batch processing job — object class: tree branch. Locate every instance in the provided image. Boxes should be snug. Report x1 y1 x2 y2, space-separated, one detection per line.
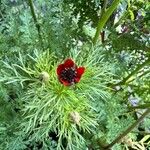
93 0 120 45
103 108 150 149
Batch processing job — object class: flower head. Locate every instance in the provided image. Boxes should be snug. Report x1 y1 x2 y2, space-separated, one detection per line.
57 59 85 86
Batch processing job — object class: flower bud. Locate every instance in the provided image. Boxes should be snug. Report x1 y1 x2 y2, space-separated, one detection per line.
69 111 81 125
39 71 50 82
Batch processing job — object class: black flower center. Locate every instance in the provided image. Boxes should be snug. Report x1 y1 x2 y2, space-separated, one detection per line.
60 67 77 83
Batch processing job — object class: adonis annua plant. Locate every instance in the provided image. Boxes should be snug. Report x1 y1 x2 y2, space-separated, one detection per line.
0 47 115 149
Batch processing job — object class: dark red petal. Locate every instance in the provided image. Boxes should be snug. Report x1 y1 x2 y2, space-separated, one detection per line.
64 59 75 68
76 67 85 77
57 64 65 76
74 67 85 83
74 77 80 83
60 78 71 86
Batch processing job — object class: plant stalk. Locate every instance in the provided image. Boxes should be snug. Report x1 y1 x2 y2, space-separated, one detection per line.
93 0 120 45
27 0 43 47
129 103 150 110
114 58 150 86
102 0 108 13
103 108 150 149
114 0 136 28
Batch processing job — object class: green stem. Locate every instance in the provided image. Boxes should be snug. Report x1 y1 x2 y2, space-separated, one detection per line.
27 0 43 47
114 58 150 87
114 0 136 28
129 103 150 110
102 0 108 13
127 70 150 84
103 108 150 149
132 131 150 135
114 11 129 28
93 0 120 45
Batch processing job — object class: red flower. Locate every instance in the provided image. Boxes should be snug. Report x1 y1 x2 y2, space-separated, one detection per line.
57 59 85 86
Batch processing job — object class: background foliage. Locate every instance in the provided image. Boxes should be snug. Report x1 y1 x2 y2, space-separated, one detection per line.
0 0 150 150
